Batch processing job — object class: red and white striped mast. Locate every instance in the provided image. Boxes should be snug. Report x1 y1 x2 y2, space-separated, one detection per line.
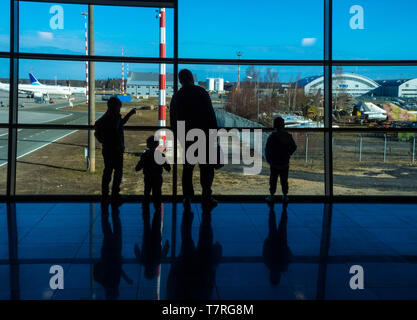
121 46 125 94
156 205 164 300
68 79 72 107
158 8 166 147
126 55 129 87
81 12 88 105
156 9 167 300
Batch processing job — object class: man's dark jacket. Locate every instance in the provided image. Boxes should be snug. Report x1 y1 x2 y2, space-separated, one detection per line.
170 85 218 132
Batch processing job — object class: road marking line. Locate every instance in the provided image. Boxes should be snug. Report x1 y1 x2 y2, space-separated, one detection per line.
0 129 22 138
0 130 77 168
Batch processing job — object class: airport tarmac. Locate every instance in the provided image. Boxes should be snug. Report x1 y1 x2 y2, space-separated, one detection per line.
0 92 105 167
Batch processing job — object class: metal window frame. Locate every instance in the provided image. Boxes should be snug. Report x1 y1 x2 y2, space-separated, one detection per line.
324 0 333 197
7 1 19 197
3 0 417 302
1 0 416 200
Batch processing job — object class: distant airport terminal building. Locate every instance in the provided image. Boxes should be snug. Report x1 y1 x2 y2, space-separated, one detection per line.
300 73 417 98
375 79 417 98
126 71 198 97
126 72 174 97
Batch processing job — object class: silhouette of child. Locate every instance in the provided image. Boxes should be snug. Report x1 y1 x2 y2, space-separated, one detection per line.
135 136 171 209
263 203 291 285
134 206 169 279
95 96 136 206
93 206 133 300
265 117 297 203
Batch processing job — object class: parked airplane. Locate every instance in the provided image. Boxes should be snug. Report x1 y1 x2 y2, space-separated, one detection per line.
354 102 388 122
28 73 86 96
0 73 86 99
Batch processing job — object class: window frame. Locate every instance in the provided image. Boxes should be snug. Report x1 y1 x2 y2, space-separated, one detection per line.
1 0 416 201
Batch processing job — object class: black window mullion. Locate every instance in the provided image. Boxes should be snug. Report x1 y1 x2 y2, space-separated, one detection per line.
173 0 178 203
324 0 333 198
7 0 18 197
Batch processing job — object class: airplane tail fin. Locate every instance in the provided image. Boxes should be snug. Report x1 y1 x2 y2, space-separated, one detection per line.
29 73 41 85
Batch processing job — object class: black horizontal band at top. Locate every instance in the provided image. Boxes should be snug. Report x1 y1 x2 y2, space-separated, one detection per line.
17 0 175 8
0 52 416 67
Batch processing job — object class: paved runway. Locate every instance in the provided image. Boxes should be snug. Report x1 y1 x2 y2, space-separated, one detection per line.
0 92 104 167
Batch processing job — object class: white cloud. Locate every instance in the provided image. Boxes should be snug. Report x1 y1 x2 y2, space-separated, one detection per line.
37 31 54 41
20 31 116 55
301 38 317 47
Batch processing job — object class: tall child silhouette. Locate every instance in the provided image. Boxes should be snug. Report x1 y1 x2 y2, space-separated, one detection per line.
265 116 297 203
95 96 136 206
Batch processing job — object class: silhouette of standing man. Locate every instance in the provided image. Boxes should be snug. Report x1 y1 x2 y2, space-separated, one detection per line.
166 206 222 300
170 69 218 208
95 96 136 205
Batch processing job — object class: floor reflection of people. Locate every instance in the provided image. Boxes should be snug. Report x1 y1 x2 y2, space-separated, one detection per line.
263 203 292 285
134 204 169 279
93 204 133 299
167 206 222 300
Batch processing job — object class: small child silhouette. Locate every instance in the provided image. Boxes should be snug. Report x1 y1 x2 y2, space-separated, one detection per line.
265 117 297 203
135 136 171 209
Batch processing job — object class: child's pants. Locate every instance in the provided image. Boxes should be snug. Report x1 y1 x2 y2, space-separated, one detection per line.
144 175 163 207
269 166 289 195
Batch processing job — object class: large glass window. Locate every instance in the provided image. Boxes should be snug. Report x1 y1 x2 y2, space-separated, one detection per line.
19 2 173 57
96 62 174 126
95 6 174 58
178 64 324 127
333 1 417 60
329 66 417 128
16 129 90 195
19 2 88 55
333 131 417 196
0 1 10 52
179 0 324 60
0 0 413 198
17 59 86 124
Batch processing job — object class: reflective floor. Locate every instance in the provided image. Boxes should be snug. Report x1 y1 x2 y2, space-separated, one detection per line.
1 201 417 300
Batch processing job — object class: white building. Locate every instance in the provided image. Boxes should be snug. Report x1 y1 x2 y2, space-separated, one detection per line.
214 78 224 92
126 72 174 97
376 79 417 98
206 77 224 93
301 73 380 97
206 78 215 91
300 72 417 98
126 71 198 97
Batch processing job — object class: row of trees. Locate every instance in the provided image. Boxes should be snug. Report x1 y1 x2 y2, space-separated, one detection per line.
225 66 322 125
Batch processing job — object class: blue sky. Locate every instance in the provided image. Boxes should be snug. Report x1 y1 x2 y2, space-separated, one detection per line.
0 0 416 82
